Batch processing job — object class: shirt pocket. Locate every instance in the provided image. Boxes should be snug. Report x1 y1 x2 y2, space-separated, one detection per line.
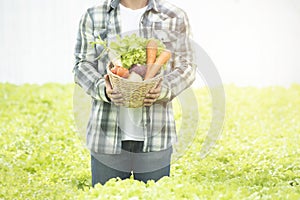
152 29 178 52
93 29 109 71
93 28 107 40
93 29 108 56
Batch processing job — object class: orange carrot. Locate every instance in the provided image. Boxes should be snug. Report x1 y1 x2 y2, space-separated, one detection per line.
145 39 158 77
146 39 158 65
144 50 171 80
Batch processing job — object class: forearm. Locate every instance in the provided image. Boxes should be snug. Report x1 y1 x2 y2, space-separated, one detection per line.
158 16 196 102
73 61 109 102
160 61 196 102
73 10 109 102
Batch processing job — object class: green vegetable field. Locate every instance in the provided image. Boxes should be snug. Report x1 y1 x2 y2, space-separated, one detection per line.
0 83 299 199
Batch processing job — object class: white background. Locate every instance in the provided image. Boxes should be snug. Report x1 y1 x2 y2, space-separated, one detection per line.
0 0 300 86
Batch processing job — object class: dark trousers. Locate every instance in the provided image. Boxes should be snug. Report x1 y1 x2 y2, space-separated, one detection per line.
91 141 172 186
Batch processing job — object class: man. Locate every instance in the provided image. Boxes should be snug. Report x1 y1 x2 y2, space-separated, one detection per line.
73 0 195 186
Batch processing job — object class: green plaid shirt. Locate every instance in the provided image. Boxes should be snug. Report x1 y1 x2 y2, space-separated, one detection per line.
73 0 196 154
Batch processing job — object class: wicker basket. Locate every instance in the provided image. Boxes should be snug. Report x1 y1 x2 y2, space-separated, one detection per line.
107 62 162 108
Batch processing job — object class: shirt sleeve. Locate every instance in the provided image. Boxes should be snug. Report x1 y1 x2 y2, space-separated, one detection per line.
158 12 196 103
72 10 110 103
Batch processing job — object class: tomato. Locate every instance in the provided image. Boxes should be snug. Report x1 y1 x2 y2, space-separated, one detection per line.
117 67 129 78
110 66 120 74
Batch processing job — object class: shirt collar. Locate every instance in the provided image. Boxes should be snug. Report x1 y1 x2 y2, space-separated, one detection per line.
107 0 159 13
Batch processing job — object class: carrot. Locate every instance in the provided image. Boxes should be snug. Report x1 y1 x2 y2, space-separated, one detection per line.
146 39 158 65
116 67 129 78
145 39 158 77
144 50 171 80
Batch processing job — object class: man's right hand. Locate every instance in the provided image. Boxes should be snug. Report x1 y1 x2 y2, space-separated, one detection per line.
104 75 123 106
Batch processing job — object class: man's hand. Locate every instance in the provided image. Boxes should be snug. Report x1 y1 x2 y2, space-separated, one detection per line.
144 79 162 107
105 75 123 106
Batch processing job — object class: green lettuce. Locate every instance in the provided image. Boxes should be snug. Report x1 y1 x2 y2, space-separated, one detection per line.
91 33 165 69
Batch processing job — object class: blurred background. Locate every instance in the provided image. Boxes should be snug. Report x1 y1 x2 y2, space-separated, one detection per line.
0 0 299 86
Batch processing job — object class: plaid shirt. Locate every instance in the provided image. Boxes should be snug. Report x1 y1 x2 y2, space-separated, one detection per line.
73 0 196 154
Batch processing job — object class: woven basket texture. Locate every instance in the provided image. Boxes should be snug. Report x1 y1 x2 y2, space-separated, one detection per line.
107 62 162 108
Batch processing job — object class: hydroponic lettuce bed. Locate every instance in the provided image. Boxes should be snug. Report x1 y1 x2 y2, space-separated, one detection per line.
0 83 299 200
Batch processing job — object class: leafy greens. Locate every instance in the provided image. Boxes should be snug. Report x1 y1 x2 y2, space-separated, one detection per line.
91 33 165 69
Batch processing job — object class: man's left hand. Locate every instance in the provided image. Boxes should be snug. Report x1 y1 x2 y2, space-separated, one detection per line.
144 80 162 106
